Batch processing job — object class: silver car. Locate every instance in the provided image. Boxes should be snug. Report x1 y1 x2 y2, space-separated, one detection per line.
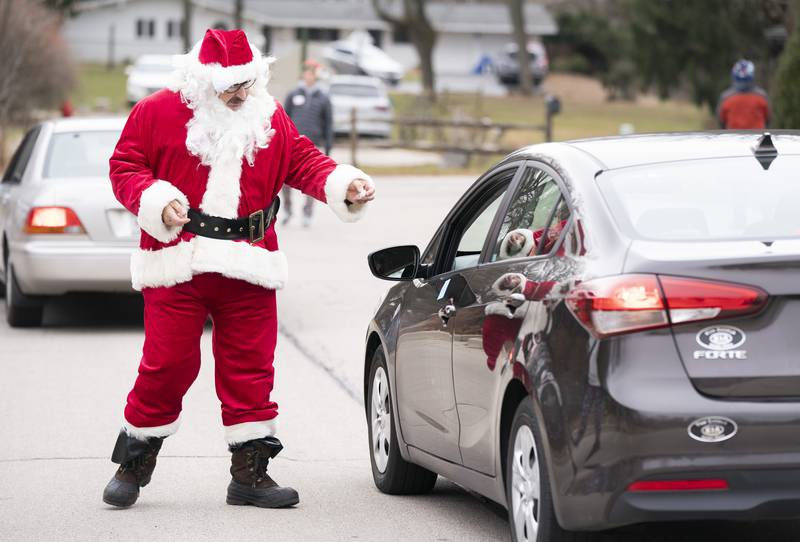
329 75 394 138
323 31 404 86
0 117 135 327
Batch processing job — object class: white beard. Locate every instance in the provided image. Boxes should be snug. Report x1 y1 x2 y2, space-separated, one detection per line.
185 87 275 169
179 83 276 218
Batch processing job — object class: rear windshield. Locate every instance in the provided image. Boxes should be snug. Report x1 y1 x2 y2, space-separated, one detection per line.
599 156 800 241
330 84 381 98
44 130 120 178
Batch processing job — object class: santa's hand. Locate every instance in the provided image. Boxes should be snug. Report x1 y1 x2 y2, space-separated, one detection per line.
346 178 375 204
162 199 190 227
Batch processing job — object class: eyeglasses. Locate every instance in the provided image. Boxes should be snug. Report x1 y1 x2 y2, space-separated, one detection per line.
222 79 256 94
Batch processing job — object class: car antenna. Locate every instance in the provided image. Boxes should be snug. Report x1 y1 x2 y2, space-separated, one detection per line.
753 132 778 170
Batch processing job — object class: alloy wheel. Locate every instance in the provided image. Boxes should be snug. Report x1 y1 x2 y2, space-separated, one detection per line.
370 366 391 473
511 424 541 542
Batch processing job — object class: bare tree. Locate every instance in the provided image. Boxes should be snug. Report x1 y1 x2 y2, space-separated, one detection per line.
233 0 244 29
182 0 193 52
0 0 75 165
371 0 437 101
508 0 534 95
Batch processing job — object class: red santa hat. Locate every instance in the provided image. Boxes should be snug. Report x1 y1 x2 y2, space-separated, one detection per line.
173 28 266 94
197 29 261 93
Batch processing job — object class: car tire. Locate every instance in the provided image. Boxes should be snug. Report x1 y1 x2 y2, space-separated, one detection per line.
506 399 595 542
5 263 43 327
367 347 437 494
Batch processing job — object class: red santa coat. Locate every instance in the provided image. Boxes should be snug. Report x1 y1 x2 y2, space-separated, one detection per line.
110 89 366 291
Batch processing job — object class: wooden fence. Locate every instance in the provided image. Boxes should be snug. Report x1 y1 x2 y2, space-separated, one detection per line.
346 95 561 168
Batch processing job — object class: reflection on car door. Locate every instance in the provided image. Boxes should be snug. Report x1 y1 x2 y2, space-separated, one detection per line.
394 167 516 463
451 165 572 475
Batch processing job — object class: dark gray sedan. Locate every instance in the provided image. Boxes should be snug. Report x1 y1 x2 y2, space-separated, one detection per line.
364 132 800 542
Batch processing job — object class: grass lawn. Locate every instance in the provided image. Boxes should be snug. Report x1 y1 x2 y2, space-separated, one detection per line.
71 63 129 113
390 79 711 149
383 75 712 174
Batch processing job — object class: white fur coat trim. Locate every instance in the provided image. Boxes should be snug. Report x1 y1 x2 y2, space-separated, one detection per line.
499 228 536 260
225 419 278 445
137 180 190 244
484 299 528 319
324 164 372 223
200 155 243 218
123 417 181 441
130 237 289 291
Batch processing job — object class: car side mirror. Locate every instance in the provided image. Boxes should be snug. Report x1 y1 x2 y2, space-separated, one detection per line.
368 245 420 281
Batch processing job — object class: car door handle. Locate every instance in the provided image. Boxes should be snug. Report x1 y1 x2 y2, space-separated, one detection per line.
438 301 456 327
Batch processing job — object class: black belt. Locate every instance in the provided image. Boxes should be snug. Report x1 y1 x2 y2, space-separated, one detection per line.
184 197 280 244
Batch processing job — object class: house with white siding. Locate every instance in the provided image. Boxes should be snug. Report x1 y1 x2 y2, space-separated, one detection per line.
63 0 557 77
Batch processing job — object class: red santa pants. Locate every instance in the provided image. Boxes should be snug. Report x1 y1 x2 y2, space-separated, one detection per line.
123 272 279 445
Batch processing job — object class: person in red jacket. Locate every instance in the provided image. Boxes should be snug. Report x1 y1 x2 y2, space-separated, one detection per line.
102 29 374 510
717 59 770 130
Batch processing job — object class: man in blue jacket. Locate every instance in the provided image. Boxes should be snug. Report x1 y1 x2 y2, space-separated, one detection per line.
282 59 334 227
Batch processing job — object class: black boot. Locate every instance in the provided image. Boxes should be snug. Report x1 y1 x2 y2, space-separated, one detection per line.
102 431 164 508
227 436 299 508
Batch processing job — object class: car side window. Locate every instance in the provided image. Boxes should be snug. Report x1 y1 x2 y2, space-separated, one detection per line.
445 169 516 273
491 166 570 261
2 126 41 184
418 227 444 279
452 194 504 271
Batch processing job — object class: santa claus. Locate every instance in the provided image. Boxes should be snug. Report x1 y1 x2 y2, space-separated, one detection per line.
102 29 375 509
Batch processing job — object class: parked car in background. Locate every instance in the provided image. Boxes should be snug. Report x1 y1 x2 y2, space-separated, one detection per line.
0 117 135 327
495 41 549 87
126 54 174 106
329 75 393 138
323 30 404 86
364 131 800 541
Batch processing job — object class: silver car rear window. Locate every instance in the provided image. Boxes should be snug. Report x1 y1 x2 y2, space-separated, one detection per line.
44 130 120 178
598 155 800 241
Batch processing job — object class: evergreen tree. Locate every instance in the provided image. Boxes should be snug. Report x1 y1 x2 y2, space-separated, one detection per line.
627 0 778 112
773 7 800 127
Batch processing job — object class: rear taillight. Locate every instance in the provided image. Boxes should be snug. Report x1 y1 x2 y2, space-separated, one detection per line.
566 274 767 338
627 479 729 492
567 274 667 337
659 276 767 323
25 206 86 234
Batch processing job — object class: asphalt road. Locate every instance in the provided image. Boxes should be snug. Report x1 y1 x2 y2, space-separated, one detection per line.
1 176 799 541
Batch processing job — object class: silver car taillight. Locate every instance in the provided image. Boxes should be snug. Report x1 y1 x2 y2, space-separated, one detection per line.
25 206 87 234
